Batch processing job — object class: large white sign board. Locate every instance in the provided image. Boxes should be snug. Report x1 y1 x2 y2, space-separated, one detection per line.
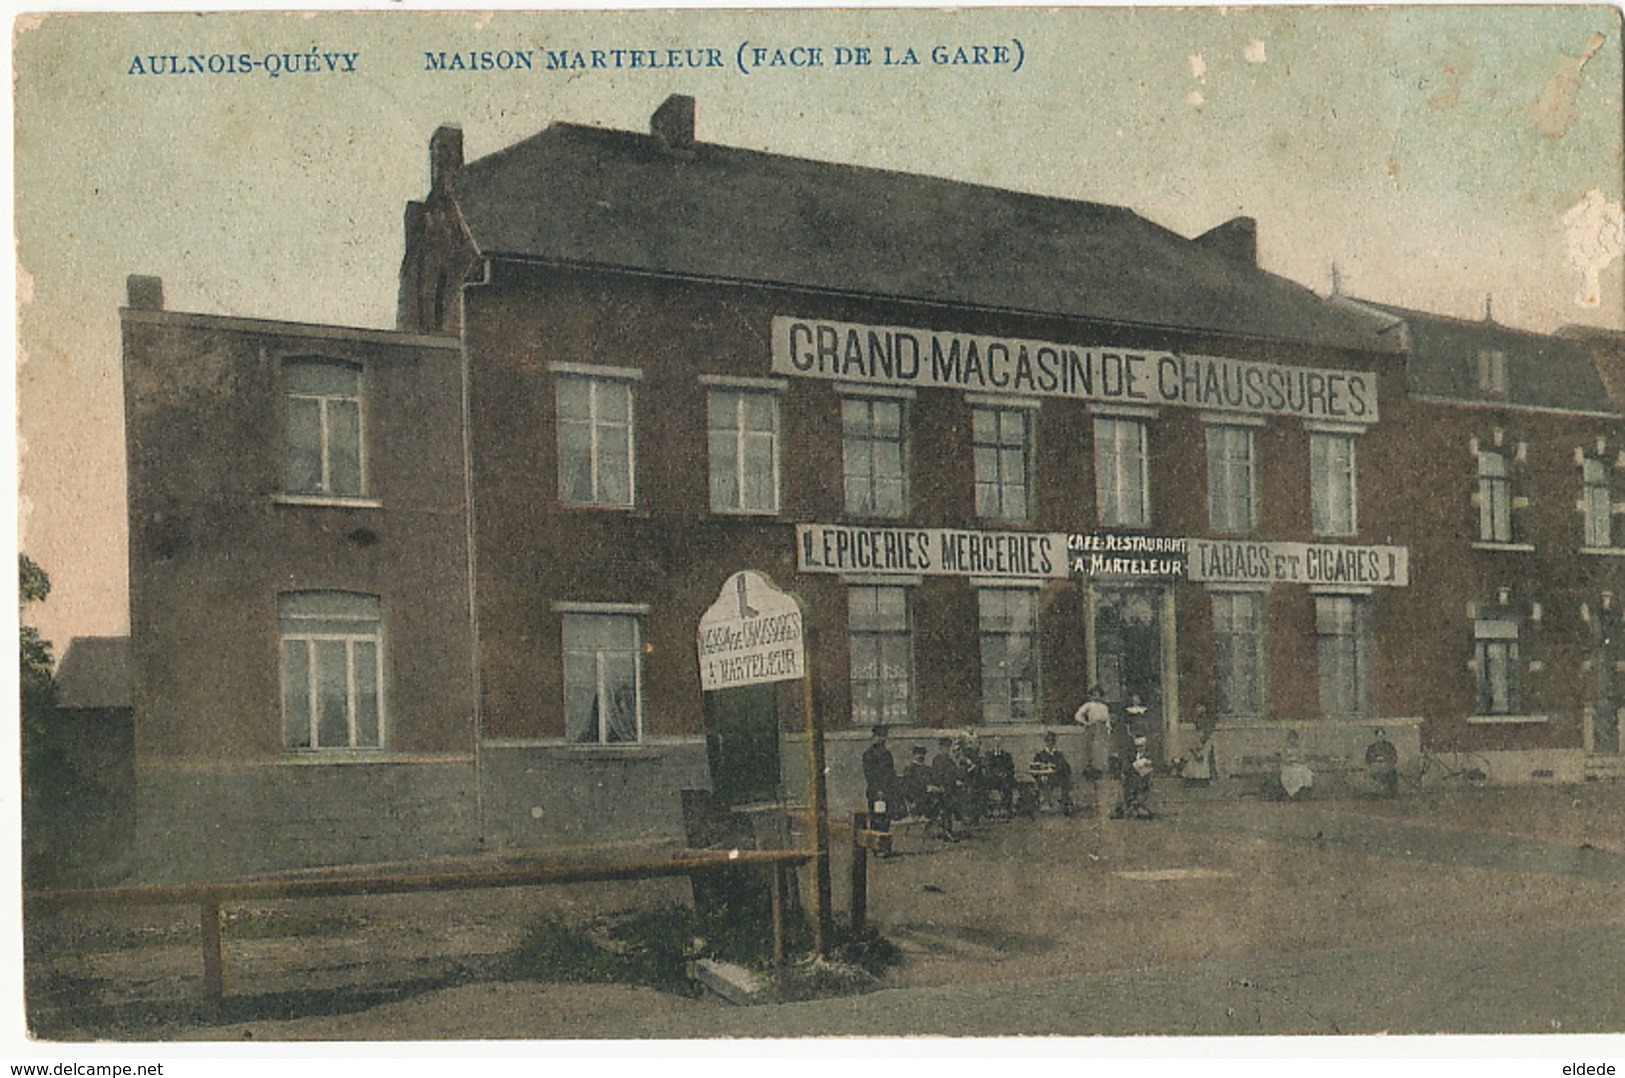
697 571 806 691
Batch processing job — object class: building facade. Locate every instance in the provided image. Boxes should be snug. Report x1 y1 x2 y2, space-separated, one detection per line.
122 97 1624 879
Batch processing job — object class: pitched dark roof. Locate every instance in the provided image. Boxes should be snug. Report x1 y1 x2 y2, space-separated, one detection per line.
1345 299 1620 414
53 636 131 711
451 119 1401 355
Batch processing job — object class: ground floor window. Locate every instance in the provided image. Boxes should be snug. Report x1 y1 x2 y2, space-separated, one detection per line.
1316 593 1372 718
562 610 643 743
279 591 383 750
848 584 913 726
978 587 1039 724
1213 590 1267 718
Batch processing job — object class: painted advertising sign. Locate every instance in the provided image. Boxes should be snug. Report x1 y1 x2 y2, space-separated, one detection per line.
1068 534 1188 578
1188 539 1410 587
771 316 1379 423
697 571 806 691
797 523 1069 579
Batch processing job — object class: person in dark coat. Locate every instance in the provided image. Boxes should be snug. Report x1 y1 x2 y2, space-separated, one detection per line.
929 736 966 840
861 725 898 834
980 737 1017 817
899 744 933 819
1365 728 1400 798
1030 730 1074 816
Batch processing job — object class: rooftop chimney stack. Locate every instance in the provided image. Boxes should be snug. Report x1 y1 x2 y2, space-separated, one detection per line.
1194 216 1258 266
651 94 696 151
127 275 164 311
430 125 464 195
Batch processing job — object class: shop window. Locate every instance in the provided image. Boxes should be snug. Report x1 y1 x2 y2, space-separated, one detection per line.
1315 594 1372 718
1473 617 1521 717
977 587 1039 724
1094 415 1150 528
1206 423 1257 534
279 591 383 750
556 369 636 508
842 397 907 517
708 384 781 514
284 358 364 498
973 404 1033 521
562 609 643 744
1311 431 1359 537
1213 590 1267 718
848 585 914 726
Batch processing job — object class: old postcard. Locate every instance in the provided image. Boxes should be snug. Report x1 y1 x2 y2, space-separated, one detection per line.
10 2 1625 1067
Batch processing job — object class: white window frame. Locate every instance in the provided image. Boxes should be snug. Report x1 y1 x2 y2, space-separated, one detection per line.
284 357 366 499
976 584 1041 725
557 604 646 745
279 591 384 751
1094 413 1151 528
1205 419 1259 534
1476 349 1508 397
1212 588 1268 719
1315 592 1373 719
1310 428 1360 537
1473 617 1521 717
841 394 909 518
1477 449 1514 544
972 397 1037 522
553 364 640 508
847 583 915 727
704 378 785 515
1582 455 1617 550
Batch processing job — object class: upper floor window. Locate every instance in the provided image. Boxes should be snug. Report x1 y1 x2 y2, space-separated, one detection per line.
1094 415 1150 528
1581 452 1621 550
284 359 364 498
1206 422 1257 534
848 584 914 727
1477 448 1514 544
561 608 643 744
842 396 907 517
279 591 383 751
1316 593 1372 719
1311 431 1359 537
556 367 637 508
1476 349 1508 397
977 587 1040 724
1473 616 1521 717
973 403 1034 522
707 381 782 514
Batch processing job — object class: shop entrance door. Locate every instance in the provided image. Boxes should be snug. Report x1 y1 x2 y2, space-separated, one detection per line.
1092 585 1168 765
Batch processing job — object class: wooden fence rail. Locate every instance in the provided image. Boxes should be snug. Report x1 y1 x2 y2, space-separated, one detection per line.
28 847 818 1008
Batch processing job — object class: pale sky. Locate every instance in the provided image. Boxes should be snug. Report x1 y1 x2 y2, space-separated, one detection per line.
12 4 1625 652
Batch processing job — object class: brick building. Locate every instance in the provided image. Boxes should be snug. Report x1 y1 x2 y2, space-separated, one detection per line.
121 97 1623 879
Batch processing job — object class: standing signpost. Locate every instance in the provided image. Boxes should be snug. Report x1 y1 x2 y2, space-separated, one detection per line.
697 570 831 956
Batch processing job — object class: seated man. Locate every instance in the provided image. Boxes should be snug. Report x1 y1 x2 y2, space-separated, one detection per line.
898 744 934 820
980 737 1017 817
1030 731 1074 816
1365 728 1399 798
929 737 967 840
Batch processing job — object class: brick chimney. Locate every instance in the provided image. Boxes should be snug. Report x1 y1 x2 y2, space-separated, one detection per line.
651 94 696 151
126 275 164 311
430 125 463 195
1194 216 1258 266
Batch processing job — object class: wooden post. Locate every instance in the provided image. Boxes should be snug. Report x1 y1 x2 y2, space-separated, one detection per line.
802 667 833 957
200 901 226 1008
849 812 869 938
769 862 787 966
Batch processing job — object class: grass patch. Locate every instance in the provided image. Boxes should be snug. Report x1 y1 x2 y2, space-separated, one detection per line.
507 903 900 999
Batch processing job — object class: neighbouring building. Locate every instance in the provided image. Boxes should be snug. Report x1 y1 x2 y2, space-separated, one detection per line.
120 96 1624 879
